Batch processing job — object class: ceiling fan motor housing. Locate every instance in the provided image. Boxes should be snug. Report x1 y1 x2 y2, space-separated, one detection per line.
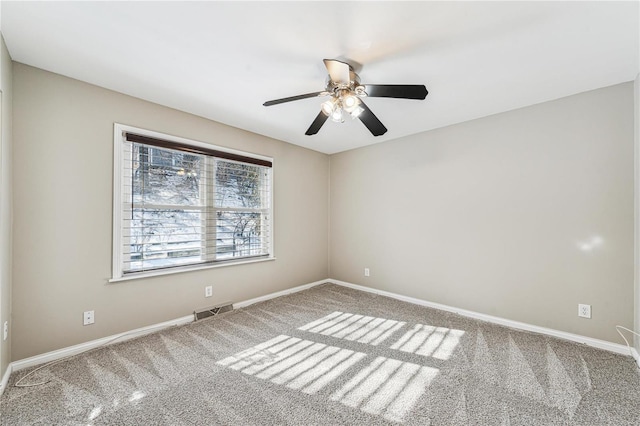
325 72 361 94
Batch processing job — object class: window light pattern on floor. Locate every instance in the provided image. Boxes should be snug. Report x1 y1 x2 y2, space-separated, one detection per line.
216 333 439 423
298 311 465 361
216 311 466 423
298 311 406 345
390 324 465 360
330 356 438 422
216 335 367 395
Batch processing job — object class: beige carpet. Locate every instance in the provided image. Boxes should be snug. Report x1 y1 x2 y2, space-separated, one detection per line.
1 283 640 425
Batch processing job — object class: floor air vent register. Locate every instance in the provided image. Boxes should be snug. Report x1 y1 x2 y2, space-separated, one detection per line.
194 302 234 321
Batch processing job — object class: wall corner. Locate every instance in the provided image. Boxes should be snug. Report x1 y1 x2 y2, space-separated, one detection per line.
0 32 13 382
635 72 640 353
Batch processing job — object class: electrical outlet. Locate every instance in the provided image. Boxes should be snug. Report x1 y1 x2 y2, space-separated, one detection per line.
578 304 591 319
83 310 95 326
3 321 7 341
205 286 213 298
364 268 370 277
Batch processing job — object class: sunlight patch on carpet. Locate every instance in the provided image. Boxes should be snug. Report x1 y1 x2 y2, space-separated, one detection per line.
298 311 406 346
299 312 464 361
331 356 439 422
390 324 465 360
218 335 439 423
216 335 367 394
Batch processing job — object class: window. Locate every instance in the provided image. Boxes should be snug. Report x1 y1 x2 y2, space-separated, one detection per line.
112 125 273 280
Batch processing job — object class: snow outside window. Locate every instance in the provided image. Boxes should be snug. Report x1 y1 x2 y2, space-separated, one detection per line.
112 125 273 280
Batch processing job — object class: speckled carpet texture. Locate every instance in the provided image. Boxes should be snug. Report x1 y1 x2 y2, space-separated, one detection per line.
2 283 640 425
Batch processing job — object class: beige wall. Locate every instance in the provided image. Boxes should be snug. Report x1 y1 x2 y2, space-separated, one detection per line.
330 83 635 344
12 63 329 360
0 37 13 377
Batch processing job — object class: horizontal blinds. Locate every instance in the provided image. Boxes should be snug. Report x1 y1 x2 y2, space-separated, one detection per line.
121 136 272 275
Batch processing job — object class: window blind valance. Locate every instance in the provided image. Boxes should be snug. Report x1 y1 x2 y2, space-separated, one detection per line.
124 132 273 168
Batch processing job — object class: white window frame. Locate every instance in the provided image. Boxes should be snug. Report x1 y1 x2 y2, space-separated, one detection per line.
111 123 274 282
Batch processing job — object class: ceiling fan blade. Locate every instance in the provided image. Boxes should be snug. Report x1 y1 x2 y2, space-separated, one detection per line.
364 84 428 100
323 59 351 84
358 101 387 136
263 91 325 107
305 111 329 135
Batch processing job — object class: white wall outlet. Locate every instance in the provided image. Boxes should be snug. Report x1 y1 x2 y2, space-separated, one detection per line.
3 321 7 341
578 304 591 319
205 286 213 298
364 268 370 277
83 310 95 326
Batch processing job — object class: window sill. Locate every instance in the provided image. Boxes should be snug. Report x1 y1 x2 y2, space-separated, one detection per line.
109 257 276 283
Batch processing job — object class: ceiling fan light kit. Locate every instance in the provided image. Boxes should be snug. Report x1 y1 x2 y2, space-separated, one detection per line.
263 59 428 137
322 90 363 123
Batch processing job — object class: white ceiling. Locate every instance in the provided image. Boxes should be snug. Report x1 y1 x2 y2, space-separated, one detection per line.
2 1 638 154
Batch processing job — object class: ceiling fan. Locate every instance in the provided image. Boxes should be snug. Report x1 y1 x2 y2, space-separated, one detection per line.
263 59 428 136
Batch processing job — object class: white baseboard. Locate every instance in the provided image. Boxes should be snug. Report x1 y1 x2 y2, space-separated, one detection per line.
11 315 194 373
328 279 636 358
0 363 12 396
8 279 329 376
233 279 328 309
